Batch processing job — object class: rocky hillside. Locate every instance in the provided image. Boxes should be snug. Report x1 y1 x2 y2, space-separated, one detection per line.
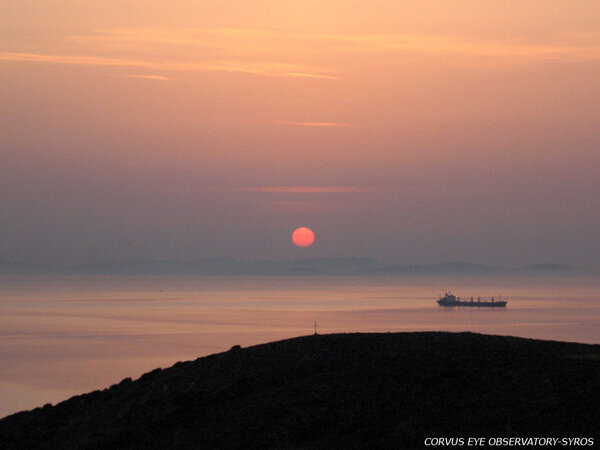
1 332 598 449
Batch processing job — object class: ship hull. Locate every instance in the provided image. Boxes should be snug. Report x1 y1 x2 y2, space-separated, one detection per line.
437 300 506 307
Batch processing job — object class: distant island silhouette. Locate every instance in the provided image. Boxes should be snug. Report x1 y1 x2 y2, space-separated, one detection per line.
0 258 587 276
1 332 598 449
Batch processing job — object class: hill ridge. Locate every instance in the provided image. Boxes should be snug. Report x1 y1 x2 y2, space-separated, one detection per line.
1 332 599 449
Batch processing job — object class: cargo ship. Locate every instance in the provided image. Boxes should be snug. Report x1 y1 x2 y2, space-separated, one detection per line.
437 292 506 307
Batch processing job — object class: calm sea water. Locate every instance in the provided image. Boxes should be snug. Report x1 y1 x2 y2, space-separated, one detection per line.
1 274 599 417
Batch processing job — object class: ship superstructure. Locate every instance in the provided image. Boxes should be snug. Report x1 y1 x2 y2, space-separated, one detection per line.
437 292 506 307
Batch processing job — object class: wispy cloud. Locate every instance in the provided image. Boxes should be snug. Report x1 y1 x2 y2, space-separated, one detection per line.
87 27 600 63
117 74 169 81
279 72 340 80
85 27 600 62
237 186 380 193
0 51 339 80
280 121 353 128
269 200 331 212
0 52 146 67
5 27 598 85
322 32 600 62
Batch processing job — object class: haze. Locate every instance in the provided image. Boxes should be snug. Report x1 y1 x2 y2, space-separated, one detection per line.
1 1 600 267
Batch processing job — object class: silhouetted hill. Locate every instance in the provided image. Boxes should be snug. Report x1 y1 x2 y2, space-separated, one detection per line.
77 258 240 275
370 261 492 275
523 263 576 273
1 332 598 449
0 261 47 274
2 258 592 276
1 257 389 276
222 257 387 275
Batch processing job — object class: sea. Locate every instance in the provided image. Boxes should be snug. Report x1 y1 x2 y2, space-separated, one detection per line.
1 273 599 417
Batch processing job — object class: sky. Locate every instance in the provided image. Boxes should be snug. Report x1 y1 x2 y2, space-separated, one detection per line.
1 1 600 267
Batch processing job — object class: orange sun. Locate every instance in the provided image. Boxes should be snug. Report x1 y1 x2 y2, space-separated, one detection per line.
292 227 315 247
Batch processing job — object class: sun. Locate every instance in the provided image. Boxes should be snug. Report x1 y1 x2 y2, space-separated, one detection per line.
292 227 315 248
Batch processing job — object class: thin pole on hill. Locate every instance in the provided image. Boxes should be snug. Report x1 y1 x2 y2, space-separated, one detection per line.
314 321 318 335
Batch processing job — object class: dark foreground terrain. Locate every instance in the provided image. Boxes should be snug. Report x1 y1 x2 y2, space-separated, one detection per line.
1 332 599 449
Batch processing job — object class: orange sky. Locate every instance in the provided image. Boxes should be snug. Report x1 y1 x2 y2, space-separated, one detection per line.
1 1 600 266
